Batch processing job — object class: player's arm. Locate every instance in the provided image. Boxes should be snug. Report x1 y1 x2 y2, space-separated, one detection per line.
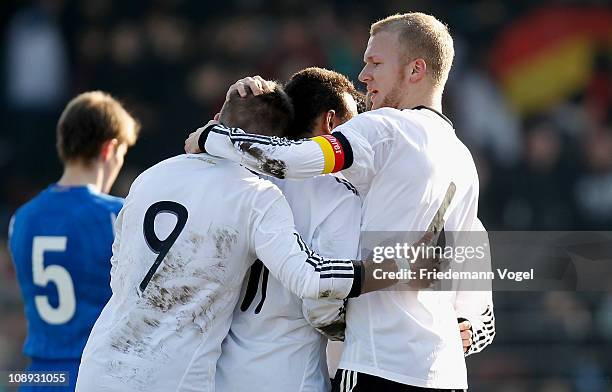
301 185 362 340
253 193 357 300
186 121 365 181
454 219 495 356
252 192 429 300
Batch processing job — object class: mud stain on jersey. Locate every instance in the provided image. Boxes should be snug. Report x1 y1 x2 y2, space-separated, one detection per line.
109 317 162 359
185 155 218 165
240 143 287 178
147 251 185 289
114 232 232 358
141 249 199 312
143 317 160 328
305 300 347 341
316 320 346 341
188 261 228 334
147 284 197 312
106 359 154 391
109 294 185 359
188 232 205 251
148 250 227 334
212 228 238 258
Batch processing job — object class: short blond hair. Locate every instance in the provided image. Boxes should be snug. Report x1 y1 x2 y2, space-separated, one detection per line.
57 91 139 163
371 13 454 87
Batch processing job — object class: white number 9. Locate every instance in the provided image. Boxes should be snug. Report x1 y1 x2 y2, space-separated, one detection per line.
32 236 76 324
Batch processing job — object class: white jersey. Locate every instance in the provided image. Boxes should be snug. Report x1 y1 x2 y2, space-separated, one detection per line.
76 154 359 392
216 175 361 392
203 106 495 389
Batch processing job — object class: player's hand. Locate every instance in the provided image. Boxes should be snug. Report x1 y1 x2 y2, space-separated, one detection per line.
405 232 443 290
185 127 205 153
459 320 472 353
226 76 274 100
185 120 218 153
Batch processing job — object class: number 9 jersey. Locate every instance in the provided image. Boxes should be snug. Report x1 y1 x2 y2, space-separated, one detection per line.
8 184 123 361
76 154 358 392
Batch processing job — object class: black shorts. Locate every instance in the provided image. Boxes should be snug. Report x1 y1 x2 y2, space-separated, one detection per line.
331 369 466 392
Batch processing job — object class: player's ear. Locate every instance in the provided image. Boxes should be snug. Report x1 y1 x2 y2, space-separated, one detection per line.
100 138 119 161
325 110 336 133
408 58 427 83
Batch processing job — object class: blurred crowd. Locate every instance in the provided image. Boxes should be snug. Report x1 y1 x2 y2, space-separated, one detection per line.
0 0 610 391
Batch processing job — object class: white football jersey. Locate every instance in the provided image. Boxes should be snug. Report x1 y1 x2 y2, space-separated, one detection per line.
204 106 495 389
335 108 478 389
76 154 358 392
216 174 361 392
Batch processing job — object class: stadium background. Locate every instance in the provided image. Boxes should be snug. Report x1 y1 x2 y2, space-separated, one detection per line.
0 0 610 390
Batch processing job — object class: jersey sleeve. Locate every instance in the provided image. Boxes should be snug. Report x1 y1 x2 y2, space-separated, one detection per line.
201 117 379 185
330 110 395 195
251 191 362 300
302 181 362 340
454 219 495 356
108 207 124 291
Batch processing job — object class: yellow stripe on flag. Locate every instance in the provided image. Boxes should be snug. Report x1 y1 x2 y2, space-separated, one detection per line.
312 136 336 174
501 35 594 115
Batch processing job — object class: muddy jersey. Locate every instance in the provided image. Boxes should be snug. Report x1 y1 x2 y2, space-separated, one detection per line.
76 154 359 392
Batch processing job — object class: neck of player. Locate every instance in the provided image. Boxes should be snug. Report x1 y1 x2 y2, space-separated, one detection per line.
398 87 443 113
58 161 106 193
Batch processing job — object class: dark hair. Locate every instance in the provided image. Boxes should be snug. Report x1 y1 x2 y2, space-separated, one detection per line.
355 90 367 114
56 91 139 164
219 83 294 137
284 67 362 139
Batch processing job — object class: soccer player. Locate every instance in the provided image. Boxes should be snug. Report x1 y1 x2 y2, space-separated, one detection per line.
76 83 423 392
8 91 139 391
216 67 364 392
186 12 494 391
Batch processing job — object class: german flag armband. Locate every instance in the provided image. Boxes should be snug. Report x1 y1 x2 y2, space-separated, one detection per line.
311 132 353 174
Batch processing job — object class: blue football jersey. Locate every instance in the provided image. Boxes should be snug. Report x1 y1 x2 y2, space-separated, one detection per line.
9 184 122 360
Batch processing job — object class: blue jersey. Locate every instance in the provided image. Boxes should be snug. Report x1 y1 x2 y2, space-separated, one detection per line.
9 184 122 360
